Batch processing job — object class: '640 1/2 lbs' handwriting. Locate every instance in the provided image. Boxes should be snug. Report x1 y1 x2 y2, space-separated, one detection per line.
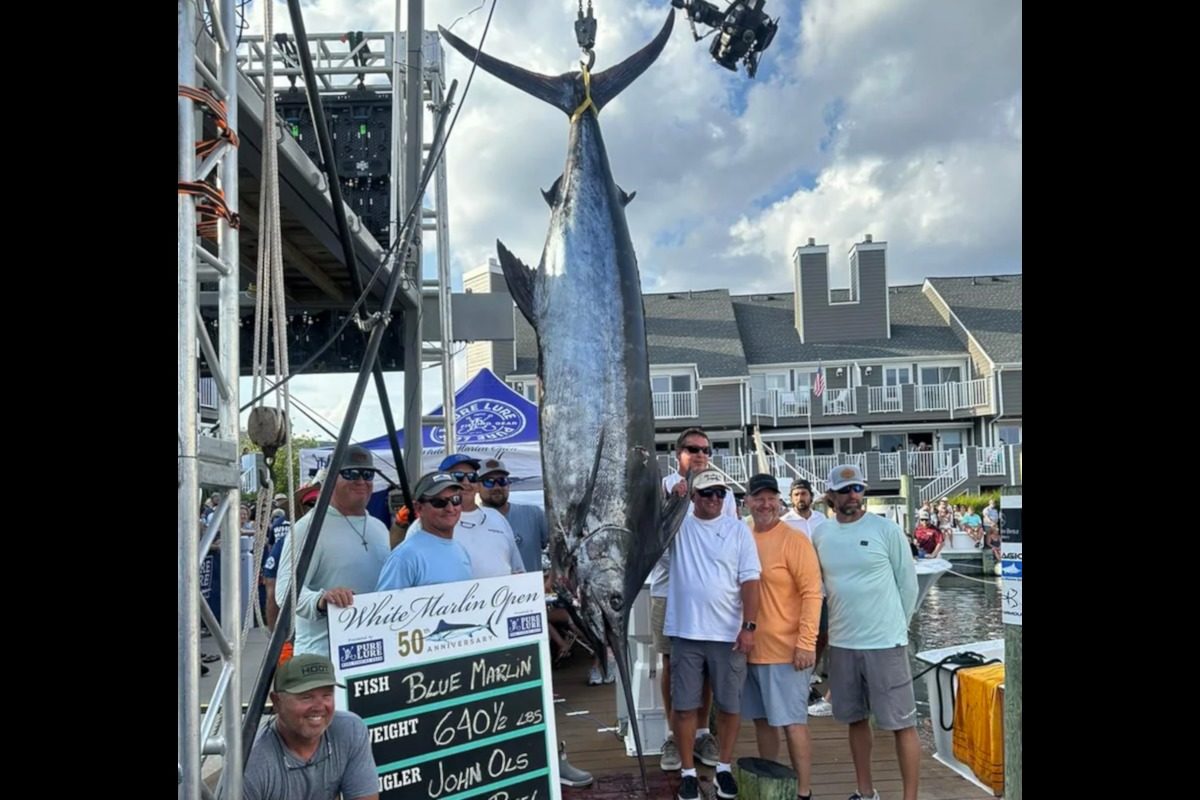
432 702 543 747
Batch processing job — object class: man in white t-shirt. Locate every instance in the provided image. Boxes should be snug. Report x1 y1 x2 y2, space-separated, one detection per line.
436 453 523 578
650 428 738 772
664 469 761 800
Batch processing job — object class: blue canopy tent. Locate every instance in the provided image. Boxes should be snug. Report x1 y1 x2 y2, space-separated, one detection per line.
301 369 544 523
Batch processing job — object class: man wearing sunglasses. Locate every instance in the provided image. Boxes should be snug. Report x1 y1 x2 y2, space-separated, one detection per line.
477 457 548 574
375 471 473 591
740 473 822 800
274 445 391 658
650 427 737 773
435 453 524 579
664 470 761 800
812 465 920 800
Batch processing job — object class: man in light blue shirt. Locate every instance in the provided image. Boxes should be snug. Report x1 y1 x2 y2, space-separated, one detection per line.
812 465 919 800
375 472 472 591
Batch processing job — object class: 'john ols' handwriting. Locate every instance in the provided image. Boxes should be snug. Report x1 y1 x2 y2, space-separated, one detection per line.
335 583 543 635
429 747 531 799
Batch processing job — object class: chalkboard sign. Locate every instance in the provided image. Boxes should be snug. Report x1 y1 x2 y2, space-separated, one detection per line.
329 573 560 798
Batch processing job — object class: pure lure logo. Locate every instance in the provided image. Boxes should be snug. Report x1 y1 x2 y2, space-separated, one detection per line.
430 399 527 444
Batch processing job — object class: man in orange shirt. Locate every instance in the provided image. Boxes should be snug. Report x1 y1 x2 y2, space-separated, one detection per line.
740 473 823 800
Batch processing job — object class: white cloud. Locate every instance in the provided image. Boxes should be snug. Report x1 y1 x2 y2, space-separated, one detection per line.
235 0 1021 437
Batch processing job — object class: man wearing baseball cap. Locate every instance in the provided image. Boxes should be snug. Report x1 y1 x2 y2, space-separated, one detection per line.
812 465 919 800
434 454 522 579
741 473 822 800
477 457 548 574
375 471 473 591
243 653 379 800
274 445 390 658
664 469 762 800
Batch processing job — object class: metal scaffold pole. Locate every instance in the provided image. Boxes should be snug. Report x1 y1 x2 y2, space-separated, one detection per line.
178 2 201 796
180 0 243 795
402 0 425 484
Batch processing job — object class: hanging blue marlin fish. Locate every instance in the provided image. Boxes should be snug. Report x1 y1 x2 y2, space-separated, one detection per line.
441 10 688 789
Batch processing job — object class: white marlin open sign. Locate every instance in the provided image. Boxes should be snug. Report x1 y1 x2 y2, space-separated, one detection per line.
429 399 527 445
329 574 559 799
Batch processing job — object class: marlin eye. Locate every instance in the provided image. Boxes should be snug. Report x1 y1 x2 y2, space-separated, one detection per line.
609 593 623 611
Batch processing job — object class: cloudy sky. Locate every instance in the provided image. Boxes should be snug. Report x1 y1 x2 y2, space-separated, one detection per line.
235 0 1022 441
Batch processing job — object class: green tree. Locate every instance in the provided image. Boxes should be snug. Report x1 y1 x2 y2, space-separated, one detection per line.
240 431 323 501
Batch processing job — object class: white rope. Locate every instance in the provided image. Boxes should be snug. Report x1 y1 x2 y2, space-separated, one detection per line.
945 568 1000 585
252 0 300 641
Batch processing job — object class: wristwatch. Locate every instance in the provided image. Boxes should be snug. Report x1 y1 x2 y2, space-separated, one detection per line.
741 621 757 632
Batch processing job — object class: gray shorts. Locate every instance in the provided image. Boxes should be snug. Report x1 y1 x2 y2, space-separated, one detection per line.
651 596 670 654
741 663 811 726
670 638 748 714
827 645 918 730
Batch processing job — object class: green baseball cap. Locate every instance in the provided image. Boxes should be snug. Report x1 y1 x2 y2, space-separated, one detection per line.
274 654 344 694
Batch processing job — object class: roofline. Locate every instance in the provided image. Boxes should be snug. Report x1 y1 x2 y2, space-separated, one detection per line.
922 280 998 370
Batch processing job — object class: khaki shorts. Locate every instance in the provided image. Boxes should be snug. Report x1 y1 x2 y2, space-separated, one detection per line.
670 637 747 714
827 645 918 730
651 595 670 654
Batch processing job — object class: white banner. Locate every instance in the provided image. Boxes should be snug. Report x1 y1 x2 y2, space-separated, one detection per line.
1000 495 1022 626
328 573 560 798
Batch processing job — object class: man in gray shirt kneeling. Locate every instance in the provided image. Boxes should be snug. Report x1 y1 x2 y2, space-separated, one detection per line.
244 654 379 800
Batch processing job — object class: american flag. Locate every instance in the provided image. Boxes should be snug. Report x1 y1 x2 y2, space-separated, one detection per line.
812 369 825 397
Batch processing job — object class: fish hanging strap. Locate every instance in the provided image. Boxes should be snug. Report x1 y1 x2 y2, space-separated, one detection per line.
571 63 597 123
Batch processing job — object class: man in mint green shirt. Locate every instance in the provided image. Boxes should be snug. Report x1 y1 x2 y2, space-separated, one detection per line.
812 465 919 800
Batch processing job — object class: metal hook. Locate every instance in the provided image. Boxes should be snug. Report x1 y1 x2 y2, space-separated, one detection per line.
580 49 596 71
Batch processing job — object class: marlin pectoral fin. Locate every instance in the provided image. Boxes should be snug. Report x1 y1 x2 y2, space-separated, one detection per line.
590 10 675 112
541 175 564 207
571 429 606 546
496 240 537 329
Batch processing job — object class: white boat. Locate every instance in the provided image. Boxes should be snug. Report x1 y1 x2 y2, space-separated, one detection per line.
914 557 952 610
915 638 1005 794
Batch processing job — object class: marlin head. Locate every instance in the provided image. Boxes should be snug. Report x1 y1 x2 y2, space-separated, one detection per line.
438 10 675 117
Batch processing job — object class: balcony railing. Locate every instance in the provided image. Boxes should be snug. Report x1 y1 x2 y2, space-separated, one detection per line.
976 446 1006 476
914 383 950 411
953 377 991 409
652 390 697 419
878 452 901 480
822 389 857 416
665 446 1017 490
868 386 902 413
751 388 810 420
906 449 960 479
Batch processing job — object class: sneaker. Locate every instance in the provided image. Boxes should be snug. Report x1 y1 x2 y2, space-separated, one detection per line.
587 665 604 686
807 699 833 717
558 741 594 788
604 656 618 684
808 686 825 704
848 791 879 800
693 732 719 767
715 769 738 799
660 737 682 771
677 774 700 800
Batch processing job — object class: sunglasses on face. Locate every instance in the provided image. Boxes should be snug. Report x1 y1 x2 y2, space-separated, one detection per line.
681 445 713 456
834 484 865 494
449 471 479 483
695 487 727 499
339 468 376 481
480 477 510 488
422 494 463 509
